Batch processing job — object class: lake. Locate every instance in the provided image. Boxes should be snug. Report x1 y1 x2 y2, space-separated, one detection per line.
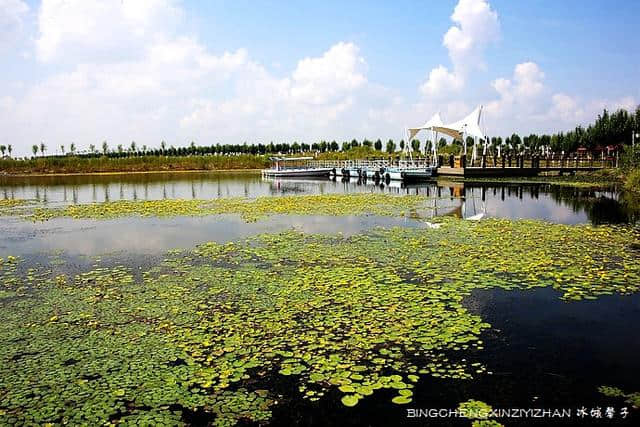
0 171 638 426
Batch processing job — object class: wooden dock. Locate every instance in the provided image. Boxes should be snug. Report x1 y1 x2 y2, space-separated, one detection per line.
436 166 605 177
295 154 617 180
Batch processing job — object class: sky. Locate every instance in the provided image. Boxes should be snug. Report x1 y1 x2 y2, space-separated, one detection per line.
1 0 639 156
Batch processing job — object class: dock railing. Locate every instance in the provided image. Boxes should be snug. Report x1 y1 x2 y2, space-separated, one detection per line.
307 156 436 170
305 152 617 171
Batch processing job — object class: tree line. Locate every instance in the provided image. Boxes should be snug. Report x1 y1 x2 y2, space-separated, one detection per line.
8 105 640 160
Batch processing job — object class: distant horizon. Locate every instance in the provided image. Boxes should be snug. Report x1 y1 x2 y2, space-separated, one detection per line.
1 0 639 157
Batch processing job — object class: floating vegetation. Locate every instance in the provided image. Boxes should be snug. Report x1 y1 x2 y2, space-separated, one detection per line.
0 199 28 215
458 399 493 419
1 218 638 425
598 386 640 408
29 193 443 222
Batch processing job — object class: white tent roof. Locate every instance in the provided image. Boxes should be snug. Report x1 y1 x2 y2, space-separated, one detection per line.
432 106 485 141
407 112 444 141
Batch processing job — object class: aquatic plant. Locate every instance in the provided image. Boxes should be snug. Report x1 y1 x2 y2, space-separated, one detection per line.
0 199 28 215
598 386 640 408
458 399 492 419
29 193 444 222
1 218 638 425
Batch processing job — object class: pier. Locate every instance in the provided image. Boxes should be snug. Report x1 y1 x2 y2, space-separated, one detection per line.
303 153 616 180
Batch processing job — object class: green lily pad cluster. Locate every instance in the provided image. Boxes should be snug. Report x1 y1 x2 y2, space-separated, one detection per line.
0 199 28 215
28 193 444 222
0 217 638 425
598 386 640 408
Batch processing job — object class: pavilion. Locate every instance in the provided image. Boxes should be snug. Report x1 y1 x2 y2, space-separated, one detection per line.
407 106 487 165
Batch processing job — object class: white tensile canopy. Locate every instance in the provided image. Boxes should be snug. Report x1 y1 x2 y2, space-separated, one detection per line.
407 112 443 141
432 106 485 141
407 106 487 164
406 113 444 163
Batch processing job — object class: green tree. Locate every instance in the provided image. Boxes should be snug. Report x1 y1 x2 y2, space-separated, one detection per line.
399 139 405 151
374 139 382 151
130 141 137 152
60 144 65 155
89 144 96 154
161 141 166 152
102 141 108 155
117 144 123 154
411 139 420 152
0 145 5 157
40 142 46 156
7 144 11 157
32 145 38 157
70 142 76 154
386 139 396 153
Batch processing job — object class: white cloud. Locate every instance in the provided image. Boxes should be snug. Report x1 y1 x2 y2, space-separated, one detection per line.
444 0 499 73
549 93 583 123
291 42 366 105
0 0 29 49
36 0 183 62
3 0 375 155
485 61 546 118
421 0 499 97
180 42 368 139
419 65 463 97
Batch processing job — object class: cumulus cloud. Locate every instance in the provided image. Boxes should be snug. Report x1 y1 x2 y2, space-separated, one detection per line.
3 0 376 155
36 0 183 62
0 0 29 49
485 61 546 119
180 42 368 139
419 65 464 97
421 0 499 97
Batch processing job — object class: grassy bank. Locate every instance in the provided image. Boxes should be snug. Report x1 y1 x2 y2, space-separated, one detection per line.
456 169 625 188
0 154 270 175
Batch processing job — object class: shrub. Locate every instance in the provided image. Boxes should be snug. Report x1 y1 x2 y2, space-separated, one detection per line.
625 168 640 193
621 145 640 170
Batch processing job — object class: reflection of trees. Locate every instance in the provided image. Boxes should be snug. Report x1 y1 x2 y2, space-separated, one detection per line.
545 185 638 225
462 182 638 225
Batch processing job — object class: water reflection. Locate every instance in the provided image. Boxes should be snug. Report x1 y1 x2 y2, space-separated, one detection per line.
1 172 638 224
0 214 424 257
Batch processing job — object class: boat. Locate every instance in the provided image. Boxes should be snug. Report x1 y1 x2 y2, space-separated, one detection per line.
382 166 436 181
261 157 332 178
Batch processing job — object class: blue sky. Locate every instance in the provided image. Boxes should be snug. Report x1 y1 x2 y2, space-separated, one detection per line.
1 0 639 155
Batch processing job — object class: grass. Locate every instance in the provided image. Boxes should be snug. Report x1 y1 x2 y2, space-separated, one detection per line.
457 169 625 188
0 155 270 175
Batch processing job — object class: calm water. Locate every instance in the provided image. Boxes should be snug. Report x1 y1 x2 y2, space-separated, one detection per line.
1 171 639 426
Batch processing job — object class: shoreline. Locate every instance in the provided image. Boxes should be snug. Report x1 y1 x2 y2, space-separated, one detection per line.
0 168 263 178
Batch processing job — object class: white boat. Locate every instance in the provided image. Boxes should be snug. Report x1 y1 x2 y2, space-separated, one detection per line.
261 156 332 178
383 166 436 181
262 168 332 178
